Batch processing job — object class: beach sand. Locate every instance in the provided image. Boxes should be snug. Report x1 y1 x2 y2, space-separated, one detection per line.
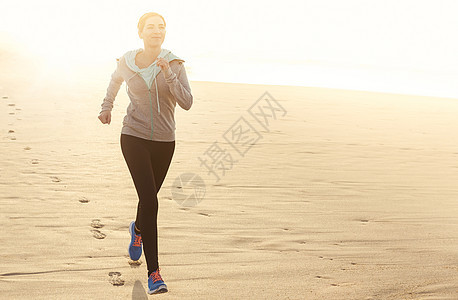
1 49 457 299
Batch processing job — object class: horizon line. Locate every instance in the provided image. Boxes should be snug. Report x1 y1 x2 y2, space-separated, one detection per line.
189 79 458 101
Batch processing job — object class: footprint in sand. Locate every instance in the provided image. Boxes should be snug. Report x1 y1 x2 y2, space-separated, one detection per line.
128 259 142 267
8 103 15 106
79 197 89 203
24 146 31 150
2 96 8 99
8 130 14 133
108 272 125 286
91 229 106 239
50 176 61 182
318 255 333 261
91 219 104 229
31 159 39 164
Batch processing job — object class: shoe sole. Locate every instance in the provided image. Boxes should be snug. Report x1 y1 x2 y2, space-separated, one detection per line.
128 221 141 261
148 285 168 294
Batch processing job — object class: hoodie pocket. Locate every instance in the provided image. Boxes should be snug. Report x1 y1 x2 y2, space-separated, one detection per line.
127 105 151 130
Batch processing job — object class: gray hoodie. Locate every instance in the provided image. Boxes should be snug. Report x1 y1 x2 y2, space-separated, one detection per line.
100 48 193 141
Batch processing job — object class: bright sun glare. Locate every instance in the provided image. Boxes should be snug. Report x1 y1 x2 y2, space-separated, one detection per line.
1 0 458 97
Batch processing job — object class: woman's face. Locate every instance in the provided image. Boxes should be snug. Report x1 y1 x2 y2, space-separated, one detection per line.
139 16 166 47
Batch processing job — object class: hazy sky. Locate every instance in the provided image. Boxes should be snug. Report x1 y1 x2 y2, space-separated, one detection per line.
1 0 457 96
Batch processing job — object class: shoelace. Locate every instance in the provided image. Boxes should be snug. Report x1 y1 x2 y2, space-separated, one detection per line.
133 235 142 247
149 268 163 283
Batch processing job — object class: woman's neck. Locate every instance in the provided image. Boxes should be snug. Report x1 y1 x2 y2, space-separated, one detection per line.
141 45 161 59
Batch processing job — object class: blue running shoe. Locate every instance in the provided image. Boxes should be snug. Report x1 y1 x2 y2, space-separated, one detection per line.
128 221 142 261
148 268 168 294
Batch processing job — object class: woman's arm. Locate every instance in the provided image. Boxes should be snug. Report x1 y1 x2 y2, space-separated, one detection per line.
165 62 193 110
100 59 124 113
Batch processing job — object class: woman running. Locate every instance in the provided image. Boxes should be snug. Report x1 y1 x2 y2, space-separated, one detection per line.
98 12 193 294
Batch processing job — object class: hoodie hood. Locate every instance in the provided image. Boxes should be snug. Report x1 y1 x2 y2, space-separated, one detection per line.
124 48 184 87
123 48 185 115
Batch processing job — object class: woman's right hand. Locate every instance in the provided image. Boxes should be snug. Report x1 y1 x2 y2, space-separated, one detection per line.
98 110 111 124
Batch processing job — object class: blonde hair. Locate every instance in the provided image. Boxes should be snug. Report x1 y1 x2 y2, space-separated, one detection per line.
137 12 166 32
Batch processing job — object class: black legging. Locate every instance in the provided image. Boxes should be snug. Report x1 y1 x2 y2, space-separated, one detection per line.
120 133 175 275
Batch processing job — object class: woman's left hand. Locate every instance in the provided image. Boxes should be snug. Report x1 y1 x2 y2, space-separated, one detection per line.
156 58 173 77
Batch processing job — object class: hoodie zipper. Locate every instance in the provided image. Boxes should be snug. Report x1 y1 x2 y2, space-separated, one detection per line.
127 60 161 140
148 88 154 140
133 74 154 140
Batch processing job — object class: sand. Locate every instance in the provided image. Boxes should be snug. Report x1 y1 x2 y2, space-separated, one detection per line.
1 48 457 299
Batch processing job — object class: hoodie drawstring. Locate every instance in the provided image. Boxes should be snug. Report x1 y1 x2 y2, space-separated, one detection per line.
124 67 161 140
126 70 160 116
125 71 140 94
